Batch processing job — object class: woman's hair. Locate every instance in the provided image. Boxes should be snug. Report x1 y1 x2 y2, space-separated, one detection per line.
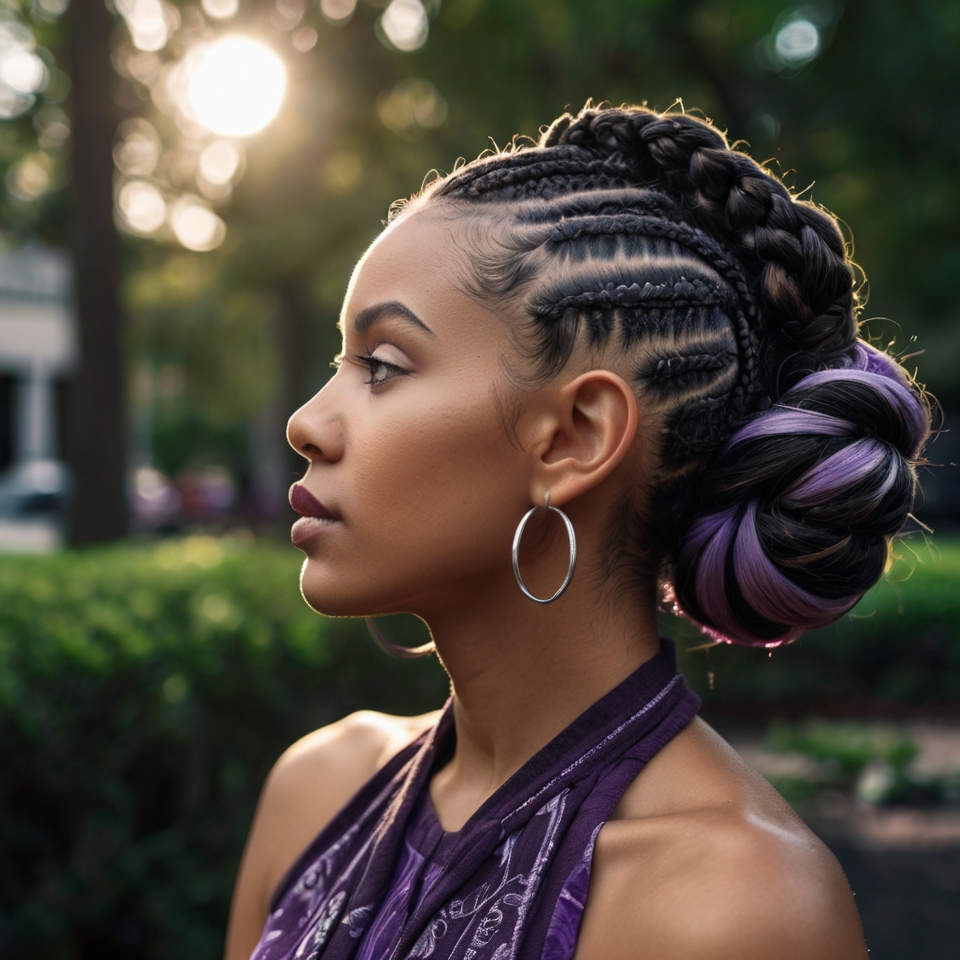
397 104 930 647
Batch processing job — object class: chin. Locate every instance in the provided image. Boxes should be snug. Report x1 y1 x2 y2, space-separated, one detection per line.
298 560 346 617
297 558 383 619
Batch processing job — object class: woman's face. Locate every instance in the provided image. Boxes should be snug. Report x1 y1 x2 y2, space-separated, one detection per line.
287 211 541 618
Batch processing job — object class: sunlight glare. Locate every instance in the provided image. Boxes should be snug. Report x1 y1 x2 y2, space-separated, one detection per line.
775 18 820 66
6 153 52 201
0 46 47 94
291 26 318 52
118 180 167 234
199 140 242 185
33 0 71 21
201 0 239 20
380 0 428 52
114 119 162 177
377 78 447 135
185 37 287 137
0 21 46 116
117 0 178 53
321 0 357 22
170 196 226 251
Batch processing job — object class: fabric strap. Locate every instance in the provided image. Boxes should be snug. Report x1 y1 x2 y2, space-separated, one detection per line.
253 640 700 960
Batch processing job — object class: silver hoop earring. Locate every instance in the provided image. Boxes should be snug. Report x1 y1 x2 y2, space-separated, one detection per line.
512 492 577 604
365 617 436 660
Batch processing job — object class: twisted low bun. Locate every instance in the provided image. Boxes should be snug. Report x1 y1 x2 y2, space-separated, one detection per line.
673 342 929 646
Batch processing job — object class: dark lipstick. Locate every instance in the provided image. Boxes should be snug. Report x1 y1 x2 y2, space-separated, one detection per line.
289 483 338 520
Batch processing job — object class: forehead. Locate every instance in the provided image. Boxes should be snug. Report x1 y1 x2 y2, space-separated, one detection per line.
343 210 504 348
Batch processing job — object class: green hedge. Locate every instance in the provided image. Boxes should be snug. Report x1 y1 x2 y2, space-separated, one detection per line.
0 537 448 960
1 536 957 959
670 538 960 713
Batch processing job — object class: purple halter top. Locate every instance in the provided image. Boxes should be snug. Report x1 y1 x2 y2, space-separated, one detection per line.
251 640 700 960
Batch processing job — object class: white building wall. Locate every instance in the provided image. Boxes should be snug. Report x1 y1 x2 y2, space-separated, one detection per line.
0 244 76 551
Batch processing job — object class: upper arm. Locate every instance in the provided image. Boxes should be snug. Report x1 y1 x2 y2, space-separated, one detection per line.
575 815 869 960
222 710 438 960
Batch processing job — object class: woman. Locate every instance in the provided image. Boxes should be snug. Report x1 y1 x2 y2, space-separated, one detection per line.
224 104 929 960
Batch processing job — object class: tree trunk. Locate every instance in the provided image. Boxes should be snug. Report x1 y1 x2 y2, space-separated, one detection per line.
65 0 127 544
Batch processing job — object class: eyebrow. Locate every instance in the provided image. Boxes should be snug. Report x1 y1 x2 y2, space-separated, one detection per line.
349 301 436 337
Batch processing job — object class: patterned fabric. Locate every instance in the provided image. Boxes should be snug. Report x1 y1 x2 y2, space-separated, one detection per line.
251 640 700 960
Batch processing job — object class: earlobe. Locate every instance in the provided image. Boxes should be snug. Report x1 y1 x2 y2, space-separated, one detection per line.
534 370 639 507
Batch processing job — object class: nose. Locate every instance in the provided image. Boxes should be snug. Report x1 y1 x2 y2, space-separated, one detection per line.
287 382 345 464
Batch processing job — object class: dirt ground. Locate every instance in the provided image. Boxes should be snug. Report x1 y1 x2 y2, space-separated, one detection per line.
831 842 960 960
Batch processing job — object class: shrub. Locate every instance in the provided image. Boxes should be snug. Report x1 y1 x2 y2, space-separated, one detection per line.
669 538 960 714
761 720 956 807
764 720 921 781
0 536 447 960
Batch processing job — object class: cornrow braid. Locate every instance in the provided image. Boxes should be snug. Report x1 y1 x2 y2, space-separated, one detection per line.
535 107 859 377
649 352 736 382
532 211 767 422
399 103 929 647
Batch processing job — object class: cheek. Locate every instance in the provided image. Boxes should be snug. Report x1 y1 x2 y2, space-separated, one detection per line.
297 362 535 618
312 386 528 607
357 392 523 539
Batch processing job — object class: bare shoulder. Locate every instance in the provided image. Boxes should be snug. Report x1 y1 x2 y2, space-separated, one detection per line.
574 718 868 960
223 709 440 960
266 710 439 828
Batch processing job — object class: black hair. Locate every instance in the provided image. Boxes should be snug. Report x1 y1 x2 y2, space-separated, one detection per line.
396 104 930 646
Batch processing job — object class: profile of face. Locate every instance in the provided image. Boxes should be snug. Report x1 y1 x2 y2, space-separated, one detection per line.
286 212 569 619
285 102 931 653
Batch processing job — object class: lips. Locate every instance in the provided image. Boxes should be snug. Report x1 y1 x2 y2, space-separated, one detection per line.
289 483 338 520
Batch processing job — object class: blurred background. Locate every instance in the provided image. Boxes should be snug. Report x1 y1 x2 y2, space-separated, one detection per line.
0 0 957 958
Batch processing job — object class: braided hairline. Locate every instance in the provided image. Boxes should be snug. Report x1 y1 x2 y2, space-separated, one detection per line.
443 178 768 425
540 211 762 378
514 190 679 225
431 200 765 437
652 353 737 380
432 125 786 417
545 212 765 419
536 287 726 315
464 161 625 198
433 147 624 197
538 287 716 315
430 109 847 414
434 106 856 374
499 173 634 201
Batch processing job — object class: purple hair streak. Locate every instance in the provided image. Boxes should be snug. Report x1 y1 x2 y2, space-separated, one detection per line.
787 367 928 458
852 340 912 381
677 507 742 642
725 408 856 450
673 339 928 647
733 501 861 630
781 439 894 509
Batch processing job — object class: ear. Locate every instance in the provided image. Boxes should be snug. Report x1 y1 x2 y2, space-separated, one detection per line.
530 370 639 508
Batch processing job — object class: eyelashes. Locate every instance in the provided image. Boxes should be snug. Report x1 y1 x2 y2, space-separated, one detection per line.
331 351 408 389
356 353 406 387
330 347 410 391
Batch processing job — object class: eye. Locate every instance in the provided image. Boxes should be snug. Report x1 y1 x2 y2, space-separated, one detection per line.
355 352 407 389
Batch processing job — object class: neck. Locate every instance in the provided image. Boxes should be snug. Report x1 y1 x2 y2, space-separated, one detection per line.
421 568 661 832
